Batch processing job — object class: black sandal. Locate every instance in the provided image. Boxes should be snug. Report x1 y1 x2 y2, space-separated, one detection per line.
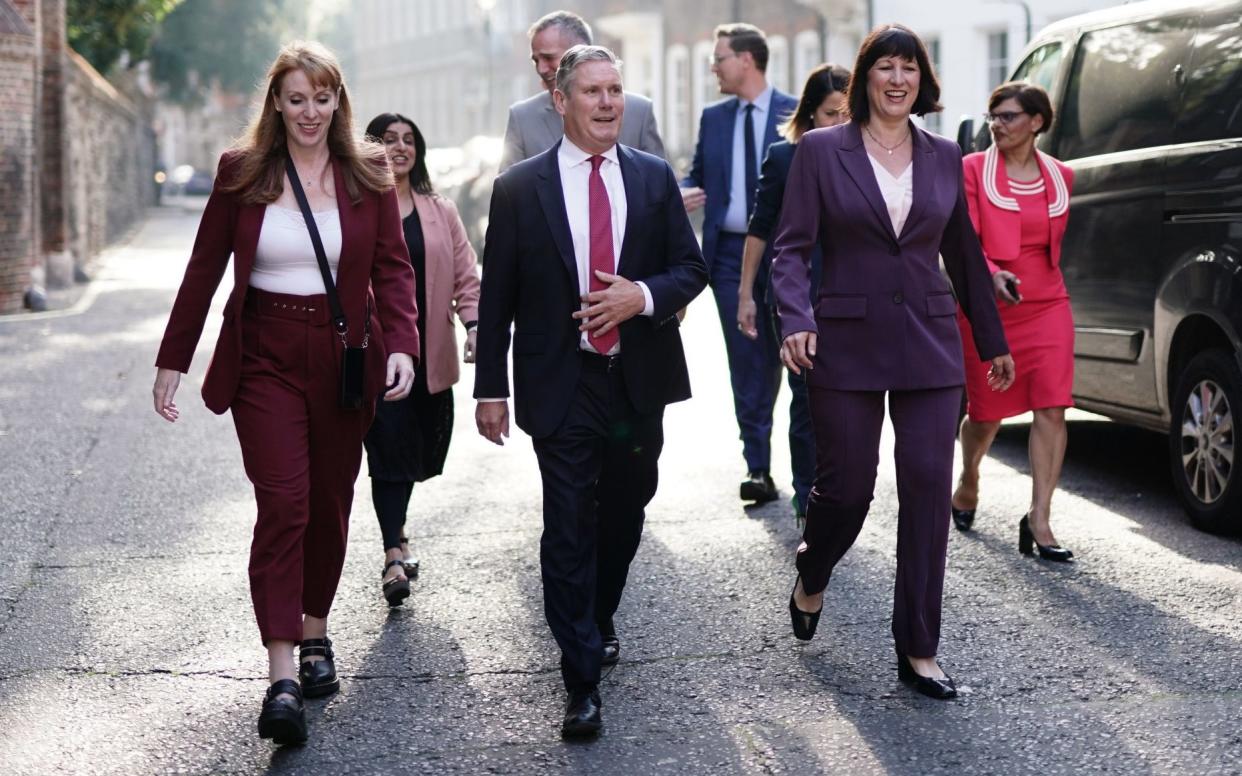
399 538 420 578
382 558 410 607
257 678 307 745
298 637 339 698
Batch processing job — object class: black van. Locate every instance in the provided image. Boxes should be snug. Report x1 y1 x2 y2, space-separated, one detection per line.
957 0 1242 533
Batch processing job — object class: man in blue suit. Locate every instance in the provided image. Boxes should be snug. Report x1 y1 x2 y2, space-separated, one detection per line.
682 23 798 503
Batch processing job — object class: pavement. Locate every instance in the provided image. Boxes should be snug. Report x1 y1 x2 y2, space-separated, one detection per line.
0 206 1239 775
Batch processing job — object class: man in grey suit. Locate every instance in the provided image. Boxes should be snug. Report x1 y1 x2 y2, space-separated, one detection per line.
500 10 665 171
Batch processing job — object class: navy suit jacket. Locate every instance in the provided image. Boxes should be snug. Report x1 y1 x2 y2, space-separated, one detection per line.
682 89 797 267
474 141 709 438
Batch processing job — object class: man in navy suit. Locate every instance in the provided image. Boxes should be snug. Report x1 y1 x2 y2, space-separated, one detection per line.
475 45 707 738
682 23 798 503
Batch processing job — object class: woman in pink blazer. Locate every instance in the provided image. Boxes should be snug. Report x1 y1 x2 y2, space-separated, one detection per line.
952 83 1076 562
363 113 481 605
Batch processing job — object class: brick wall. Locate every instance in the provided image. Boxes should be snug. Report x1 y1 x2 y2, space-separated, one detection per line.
0 10 37 314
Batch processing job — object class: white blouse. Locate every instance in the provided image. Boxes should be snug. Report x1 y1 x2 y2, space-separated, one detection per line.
251 205 343 296
867 155 914 237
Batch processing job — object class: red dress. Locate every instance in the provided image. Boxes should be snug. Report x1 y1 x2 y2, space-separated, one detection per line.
958 176 1074 421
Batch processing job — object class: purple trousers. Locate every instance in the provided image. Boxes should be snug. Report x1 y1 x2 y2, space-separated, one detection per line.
797 386 960 658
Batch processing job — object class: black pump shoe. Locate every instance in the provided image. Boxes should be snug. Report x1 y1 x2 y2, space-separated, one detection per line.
788 578 822 641
299 637 340 698
950 503 976 531
1019 515 1074 562
896 651 958 700
257 678 307 745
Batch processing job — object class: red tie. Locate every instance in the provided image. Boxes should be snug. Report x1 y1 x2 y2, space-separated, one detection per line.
587 154 618 354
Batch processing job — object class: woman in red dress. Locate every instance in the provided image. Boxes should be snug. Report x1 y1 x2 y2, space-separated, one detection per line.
951 82 1075 561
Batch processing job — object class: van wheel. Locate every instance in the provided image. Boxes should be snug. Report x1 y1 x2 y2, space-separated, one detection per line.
1169 349 1242 534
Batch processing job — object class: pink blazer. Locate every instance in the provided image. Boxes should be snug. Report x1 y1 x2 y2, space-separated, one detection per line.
962 145 1074 273
412 192 481 394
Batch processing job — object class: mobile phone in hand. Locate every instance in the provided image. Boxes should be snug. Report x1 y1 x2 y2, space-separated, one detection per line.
1004 276 1021 302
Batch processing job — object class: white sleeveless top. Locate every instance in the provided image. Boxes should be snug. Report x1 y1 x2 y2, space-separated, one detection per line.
250 205 343 296
867 155 914 237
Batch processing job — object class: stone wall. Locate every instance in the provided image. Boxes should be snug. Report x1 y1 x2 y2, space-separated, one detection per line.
0 3 37 313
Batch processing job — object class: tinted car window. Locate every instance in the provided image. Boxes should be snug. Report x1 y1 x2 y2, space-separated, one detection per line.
1177 12 1242 143
1058 17 1196 160
1011 43 1063 93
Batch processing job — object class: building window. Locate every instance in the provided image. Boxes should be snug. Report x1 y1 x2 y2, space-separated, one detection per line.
987 30 1009 89
768 35 789 95
665 45 690 155
692 39 714 134
925 36 942 134
793 29 821 87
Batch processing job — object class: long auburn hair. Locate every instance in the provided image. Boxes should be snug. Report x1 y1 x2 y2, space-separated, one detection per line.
221 41 392 204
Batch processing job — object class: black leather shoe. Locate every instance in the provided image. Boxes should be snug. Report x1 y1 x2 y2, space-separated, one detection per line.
788 577 822 641
257 678 307 745
599 618 620 666
1019 515 1074 562
740 471 778 503
896 650 958 700
561 686 603 739
950 503 975 531
299 638 340 698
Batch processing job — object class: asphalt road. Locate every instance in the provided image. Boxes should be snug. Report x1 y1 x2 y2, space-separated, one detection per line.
0 206 1239 775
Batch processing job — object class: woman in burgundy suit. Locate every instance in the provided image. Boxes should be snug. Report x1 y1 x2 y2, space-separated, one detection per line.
150 42 419 744
950 83 1076 563
772 26 1014 699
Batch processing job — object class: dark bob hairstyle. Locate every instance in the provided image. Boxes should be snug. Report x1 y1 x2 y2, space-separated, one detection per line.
846 24 943 124
780 63 851 142
364 112 434 196
989 81 1055 135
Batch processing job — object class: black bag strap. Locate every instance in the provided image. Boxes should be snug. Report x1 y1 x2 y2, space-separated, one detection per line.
285 155 349 340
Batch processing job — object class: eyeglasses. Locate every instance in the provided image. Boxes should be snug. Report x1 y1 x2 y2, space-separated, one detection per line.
986 110 1029 125
710 52 738 66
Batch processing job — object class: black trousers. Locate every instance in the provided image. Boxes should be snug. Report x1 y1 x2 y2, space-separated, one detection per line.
531 354 664 691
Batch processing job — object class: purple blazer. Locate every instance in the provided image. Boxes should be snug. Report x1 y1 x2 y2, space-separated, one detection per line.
771 121 1008 392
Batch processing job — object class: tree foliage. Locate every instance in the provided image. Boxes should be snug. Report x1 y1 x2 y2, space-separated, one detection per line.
67 0 180 74
149 0 308 105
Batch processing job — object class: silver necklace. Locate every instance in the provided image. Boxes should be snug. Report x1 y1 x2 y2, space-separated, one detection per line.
863 123 910 155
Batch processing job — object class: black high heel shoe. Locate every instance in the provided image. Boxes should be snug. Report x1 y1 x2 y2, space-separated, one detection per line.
382 558 410 606
1018 515 1074 562
299 637 340 698
399 537 420 578
950 503 976 532
257 678 307 745
788 578 822 641
896 650 958 700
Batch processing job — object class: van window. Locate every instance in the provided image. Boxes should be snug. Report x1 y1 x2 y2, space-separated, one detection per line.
1176 12 1242 143
1057 17 1196 160
1010 43 1062 94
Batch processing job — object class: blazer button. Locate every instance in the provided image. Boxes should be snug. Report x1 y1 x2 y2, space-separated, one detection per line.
892 292 904 304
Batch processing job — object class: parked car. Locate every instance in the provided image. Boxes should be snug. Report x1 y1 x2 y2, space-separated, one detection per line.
957 0 1242 533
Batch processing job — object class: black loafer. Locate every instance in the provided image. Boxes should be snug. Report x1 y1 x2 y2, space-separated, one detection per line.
257 678 307 745
299 637 340 698
561 686 603 739
601 635 620 666
740 471 778 503
896 650 958 700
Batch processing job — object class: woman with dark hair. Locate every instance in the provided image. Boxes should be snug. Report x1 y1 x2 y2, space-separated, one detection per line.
772 24 1014 699
738 63 850 523
151 42 419 743
362 112 481 605
950 83 1076 562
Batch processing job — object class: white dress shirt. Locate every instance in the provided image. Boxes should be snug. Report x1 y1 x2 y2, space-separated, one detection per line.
558 137 654 353
721 84 773 234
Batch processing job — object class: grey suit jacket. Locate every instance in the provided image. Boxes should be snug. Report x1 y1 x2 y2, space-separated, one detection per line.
500 90 665 171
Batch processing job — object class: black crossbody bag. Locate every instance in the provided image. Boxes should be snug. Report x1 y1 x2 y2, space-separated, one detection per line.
285 155 368 410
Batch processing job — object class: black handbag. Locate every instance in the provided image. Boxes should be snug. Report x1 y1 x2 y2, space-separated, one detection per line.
285 155 368 410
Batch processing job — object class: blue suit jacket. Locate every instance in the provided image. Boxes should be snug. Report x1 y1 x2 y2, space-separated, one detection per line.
682 89 798 267
474 141 709 438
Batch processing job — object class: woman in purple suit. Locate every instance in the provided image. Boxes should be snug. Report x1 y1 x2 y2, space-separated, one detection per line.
771 25 1014 699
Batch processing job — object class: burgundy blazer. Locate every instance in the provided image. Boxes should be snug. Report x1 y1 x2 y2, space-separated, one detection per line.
412 192 480 394
963 146 1074 272
770 121 1008 391
155 151 420 414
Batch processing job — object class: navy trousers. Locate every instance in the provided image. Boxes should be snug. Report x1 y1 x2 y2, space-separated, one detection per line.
709 232 782 473
797 386 960 658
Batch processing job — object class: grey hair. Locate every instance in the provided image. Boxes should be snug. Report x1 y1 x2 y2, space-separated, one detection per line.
555 45 623 96
529 10 593 45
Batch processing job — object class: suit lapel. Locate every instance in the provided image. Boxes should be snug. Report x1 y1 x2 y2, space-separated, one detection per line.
720 98 739 194
413 193 440 311
762 91 786 150
534 142 579 288
836 123 898 244
331 157 363 304
540 93 564 147
616 146 644 277
901 125 935 240
230 202 264 312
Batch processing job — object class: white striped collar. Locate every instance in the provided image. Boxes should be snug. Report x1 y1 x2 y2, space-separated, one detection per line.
982 144 1069 218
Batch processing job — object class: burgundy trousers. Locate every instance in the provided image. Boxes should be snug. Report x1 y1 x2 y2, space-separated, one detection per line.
231 288 374 644
797 386 960 658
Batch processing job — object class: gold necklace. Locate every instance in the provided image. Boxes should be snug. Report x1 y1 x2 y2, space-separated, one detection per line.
863 123 910 155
